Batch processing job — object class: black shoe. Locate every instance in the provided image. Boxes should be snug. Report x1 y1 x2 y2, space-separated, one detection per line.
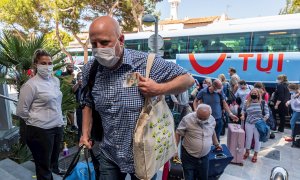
278 128 284 133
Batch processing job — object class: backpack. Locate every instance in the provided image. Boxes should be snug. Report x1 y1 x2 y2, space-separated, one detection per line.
261 100 276 131
81 60 103 142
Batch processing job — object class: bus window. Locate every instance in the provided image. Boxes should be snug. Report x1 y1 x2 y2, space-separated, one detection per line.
253 29 300 52
125 39 145 51
189 33 251 53
162 36 188 59
188 37 211 53
210 37 228 53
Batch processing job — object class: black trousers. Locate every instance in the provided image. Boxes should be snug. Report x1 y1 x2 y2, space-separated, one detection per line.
277 104 288 132
26 125 63 180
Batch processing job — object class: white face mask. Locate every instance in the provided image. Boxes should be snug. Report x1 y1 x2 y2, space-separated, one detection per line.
37 64 53 79
198 118 209 126
203 84 208 88
92 41 120 68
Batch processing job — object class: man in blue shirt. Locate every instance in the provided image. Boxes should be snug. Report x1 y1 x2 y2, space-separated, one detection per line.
193 79 238 141
80 16 194 180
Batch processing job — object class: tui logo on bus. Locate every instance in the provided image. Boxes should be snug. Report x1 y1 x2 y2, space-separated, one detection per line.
188 53 284 75
188 53 226 75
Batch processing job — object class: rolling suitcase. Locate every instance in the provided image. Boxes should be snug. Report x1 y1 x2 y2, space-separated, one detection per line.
168 157 184 180
208 144 233 180
227 123 245 165
292 121 300 148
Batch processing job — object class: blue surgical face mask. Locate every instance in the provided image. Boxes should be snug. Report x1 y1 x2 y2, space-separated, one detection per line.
203 84 208 88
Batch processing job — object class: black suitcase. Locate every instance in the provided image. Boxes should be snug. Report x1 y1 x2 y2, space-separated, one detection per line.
168 157 184 180
292 121 300 148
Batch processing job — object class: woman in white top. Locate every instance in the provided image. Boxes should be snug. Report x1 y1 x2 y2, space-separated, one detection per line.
16 49 64 180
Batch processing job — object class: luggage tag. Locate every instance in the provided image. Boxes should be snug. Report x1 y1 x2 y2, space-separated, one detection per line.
123 72 140 87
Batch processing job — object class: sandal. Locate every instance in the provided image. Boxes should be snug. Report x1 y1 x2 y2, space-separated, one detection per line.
243 152 249 160
251 156 257 163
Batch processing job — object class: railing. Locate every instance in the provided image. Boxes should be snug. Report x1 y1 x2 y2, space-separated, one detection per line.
0 94 18 103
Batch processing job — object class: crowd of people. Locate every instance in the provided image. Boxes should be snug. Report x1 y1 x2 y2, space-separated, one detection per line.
14 15 300 180
171 67 300 179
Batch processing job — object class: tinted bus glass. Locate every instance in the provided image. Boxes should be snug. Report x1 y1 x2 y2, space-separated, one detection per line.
188 33 251 53
125 39 146 52
252 29 300 52
162 36 188 59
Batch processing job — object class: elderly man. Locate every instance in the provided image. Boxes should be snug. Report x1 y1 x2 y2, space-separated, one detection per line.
79 16 194 180
193 79 238 141
175 104 221 180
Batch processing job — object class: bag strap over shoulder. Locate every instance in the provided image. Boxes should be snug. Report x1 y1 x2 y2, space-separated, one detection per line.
143 53 156 108
146 53 155 79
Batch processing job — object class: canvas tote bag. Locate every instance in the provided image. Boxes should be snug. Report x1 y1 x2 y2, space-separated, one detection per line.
133 54 177 180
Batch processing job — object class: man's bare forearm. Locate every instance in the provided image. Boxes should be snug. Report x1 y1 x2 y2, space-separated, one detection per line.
212 131 219 145
82 106 92 138
160 74 194 95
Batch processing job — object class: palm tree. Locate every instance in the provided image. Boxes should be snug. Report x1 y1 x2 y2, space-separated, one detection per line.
0 31 65 92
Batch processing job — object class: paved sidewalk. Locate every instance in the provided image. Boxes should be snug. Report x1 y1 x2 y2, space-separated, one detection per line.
219 128 300 180
130 128 300 180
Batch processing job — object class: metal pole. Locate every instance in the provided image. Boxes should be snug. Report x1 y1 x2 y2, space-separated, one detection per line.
154 16 158 54
0 84 12 130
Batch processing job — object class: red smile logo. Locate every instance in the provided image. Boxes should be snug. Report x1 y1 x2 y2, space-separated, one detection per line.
189 53 227 75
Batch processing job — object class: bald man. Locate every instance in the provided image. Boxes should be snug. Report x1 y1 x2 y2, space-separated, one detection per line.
175 104 221 180
80 16 194 179
193 79 238 141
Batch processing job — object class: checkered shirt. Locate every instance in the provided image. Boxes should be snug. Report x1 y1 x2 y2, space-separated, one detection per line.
82 49 186 173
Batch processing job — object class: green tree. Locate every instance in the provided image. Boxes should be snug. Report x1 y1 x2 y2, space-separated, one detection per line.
0 0 52 36
88 0 162 32
45 30 74 52
291 0 300 13
0 0 163 64
280 0 300 14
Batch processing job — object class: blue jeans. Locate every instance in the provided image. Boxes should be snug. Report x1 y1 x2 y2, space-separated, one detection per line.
181 147 209 180
98 151 157 180
290 111 300 136
215 118 224 142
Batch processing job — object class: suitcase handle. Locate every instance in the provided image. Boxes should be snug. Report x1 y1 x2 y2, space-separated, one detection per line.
215 153 227 159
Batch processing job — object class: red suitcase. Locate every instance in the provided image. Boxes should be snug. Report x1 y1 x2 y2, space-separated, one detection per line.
227 123 245 166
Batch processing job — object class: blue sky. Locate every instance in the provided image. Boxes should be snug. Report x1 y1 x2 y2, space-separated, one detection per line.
156 0 286 20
